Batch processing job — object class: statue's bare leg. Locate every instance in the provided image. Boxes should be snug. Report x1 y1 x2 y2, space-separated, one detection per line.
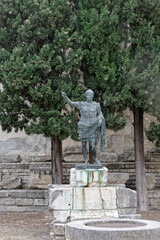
82 141 88 165
90 140 102 166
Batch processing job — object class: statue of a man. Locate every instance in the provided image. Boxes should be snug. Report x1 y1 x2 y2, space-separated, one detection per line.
61 90 106 168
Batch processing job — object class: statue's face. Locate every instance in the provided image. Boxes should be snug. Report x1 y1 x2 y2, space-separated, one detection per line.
86 92 94 102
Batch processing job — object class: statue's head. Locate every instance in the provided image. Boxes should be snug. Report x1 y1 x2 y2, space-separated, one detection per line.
85 89 94 101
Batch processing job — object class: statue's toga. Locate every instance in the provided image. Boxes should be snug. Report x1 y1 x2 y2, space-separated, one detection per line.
61 89 106 168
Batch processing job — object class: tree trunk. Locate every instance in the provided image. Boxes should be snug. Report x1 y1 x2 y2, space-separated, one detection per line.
133 107 149 211
51 136 63 184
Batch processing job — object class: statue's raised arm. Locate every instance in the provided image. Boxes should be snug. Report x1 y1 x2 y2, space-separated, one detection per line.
61 91 80 109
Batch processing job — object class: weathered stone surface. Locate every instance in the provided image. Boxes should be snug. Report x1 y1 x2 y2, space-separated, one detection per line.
123 151 135 161
34 198 48 206
27 190 47 199
0 154 22 163
0 189 49 211
108 173 129 186
54 210 71 223
25 206 48 211
28 169 52 189
6 206 26 212
118 207 137 215
66 219 160 240
0 206 7 211
0 197 16 205
0 191 9 198
100 152 118 162
9 190 27 198
16 198 33 206
73 187 102 210
55 236 66 240
27 155 51 162
70 168 108 187
117 187 137 208
101 187 117 209
71 209 118 221
0 177 22 190
49 185 72 210
146 173 156 190
53 223 65 236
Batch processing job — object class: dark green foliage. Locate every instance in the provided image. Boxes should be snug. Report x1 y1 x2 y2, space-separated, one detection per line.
145 122 160 147
76 0 129 131
0 0 84 140
76 0 160 143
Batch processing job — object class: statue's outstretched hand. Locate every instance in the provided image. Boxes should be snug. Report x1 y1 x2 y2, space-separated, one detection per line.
61 91 67 98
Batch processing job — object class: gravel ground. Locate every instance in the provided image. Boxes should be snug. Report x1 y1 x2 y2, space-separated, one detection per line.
0 211 53 240
0 210 160 240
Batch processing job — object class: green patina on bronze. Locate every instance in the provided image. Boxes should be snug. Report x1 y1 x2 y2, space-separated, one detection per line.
62 90 106 169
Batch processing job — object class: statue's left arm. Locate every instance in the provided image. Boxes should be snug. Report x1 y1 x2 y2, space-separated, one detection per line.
97 103 104 127
97 103 106 151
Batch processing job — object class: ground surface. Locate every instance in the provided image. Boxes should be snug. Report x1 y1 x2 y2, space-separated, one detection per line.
0 211 53 240
0 211 160 240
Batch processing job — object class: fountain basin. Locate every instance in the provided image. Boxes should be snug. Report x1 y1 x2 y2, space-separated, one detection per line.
66 218 160 240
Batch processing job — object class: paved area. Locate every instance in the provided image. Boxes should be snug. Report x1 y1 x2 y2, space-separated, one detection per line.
0 211 159 240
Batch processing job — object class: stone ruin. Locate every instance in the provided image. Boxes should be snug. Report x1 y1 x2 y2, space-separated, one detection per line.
49 167 140 240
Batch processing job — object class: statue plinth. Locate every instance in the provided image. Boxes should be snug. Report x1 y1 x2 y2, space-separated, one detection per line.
70 167 108 187
75 163 103 170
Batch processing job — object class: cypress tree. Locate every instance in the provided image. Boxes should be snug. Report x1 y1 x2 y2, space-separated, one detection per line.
77 0 160 211
0 0 84 183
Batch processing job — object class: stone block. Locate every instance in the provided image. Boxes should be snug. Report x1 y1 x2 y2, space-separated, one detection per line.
146 174 156 190
0 154 22 163
70 168 108 187
0 197 16 205
9 190 27 198
27 190 47 199
118 208 137 215
54 210 71 223
16 198 34 206
100 152 118 162
29 162 51 170
53 223 65 236
108 173 129 186
0 206 7 211
123 151 135 161
0 190 9 198
117 187 137 208
27 154 51 162
28 169 52 189
0 177 22 190
55 236 65 240
101 187 117 209
71 209 118 221
25 206 48 211
34 198 48 206
7 206 26 211
73 187 102 210
49 185 72 210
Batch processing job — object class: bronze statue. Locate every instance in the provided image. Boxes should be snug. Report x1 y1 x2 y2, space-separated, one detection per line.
61 90 106 168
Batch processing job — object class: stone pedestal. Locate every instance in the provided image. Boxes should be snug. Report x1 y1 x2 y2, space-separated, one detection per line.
49 167 138 240
70 167 108 187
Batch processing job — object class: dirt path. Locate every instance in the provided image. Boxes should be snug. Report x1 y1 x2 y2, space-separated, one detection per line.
0 211 53 240
0 210 160 240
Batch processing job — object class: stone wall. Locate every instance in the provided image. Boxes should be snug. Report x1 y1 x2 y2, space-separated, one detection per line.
0 190 48 211
0 110 159 211
63 149 160 210
0 155 51 190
